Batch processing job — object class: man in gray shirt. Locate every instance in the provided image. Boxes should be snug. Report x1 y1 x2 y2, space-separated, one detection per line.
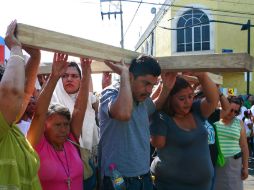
98 55 174 190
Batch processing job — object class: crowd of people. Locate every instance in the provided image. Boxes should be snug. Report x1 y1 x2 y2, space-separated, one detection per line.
0 20 251 190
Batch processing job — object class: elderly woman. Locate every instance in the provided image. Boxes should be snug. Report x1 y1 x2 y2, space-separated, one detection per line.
150 72 219 190
27 53 91 190
51 60 99 189
213 97 249 190
0 20 41 189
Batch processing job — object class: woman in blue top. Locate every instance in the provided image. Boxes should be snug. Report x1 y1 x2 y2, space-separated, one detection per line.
150 72 219 190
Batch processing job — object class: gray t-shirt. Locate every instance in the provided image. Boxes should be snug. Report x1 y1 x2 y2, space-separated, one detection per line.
150 101 213 190
98 84 156 177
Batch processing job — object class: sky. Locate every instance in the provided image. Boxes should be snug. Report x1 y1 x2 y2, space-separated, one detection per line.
1 0 165 91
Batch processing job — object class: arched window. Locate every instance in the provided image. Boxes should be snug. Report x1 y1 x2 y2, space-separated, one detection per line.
177 9 210 52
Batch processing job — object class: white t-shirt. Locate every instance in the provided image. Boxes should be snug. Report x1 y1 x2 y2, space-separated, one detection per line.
17 119 31 136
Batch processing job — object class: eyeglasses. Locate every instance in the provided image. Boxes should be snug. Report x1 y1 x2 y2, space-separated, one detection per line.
230 109 239 115
62 73 80 79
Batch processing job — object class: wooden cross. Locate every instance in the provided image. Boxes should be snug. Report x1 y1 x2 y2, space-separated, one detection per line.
16 23 254 74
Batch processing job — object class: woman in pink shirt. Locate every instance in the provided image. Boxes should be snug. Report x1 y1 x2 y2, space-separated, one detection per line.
27 53 91 190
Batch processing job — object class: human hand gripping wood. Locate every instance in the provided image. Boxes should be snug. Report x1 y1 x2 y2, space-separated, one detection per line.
104 59 128 75
182 71 207 80
5 20 22 49
152 72 177 110
80 57 92 77
183 71 218 118
161 72 177 91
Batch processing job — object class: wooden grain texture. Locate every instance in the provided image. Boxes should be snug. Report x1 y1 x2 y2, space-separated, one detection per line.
157 53 253 72
16 23 254 72
16 23 139 64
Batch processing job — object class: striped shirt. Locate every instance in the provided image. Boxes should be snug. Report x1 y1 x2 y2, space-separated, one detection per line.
214 118 242 158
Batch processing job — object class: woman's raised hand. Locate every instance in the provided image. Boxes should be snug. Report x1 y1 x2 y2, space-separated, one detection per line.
52 53 68 77
161 72 177 90
80 57 92 77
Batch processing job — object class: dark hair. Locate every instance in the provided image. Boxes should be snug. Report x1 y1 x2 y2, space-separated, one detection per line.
228 96 241 113
163 76 192 116
0 65 5 82
129 55 161 78
243 110 251 118
236 95 244 105
228 96 241 105
68 62 81 78
170 76 192 96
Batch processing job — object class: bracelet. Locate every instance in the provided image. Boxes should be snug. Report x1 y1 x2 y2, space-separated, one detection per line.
9 54 25 62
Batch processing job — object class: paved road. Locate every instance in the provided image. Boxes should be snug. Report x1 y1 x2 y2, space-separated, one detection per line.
244 157 254 190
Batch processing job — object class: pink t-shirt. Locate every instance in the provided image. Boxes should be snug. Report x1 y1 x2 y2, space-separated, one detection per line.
36 134 83 190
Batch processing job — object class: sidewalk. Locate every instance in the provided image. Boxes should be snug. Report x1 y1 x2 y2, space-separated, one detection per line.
244 157 254 190
244 175 254 190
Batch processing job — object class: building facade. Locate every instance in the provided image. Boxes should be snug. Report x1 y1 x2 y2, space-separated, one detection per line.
135 0 254 95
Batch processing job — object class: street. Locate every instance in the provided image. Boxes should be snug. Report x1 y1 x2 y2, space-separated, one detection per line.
244 157 254 190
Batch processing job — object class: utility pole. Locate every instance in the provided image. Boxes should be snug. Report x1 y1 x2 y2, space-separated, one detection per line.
241 20 251 95
120 0 124 48
100 0 124 48
100 0 124 82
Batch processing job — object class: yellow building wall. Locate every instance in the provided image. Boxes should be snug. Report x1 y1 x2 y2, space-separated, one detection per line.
138 0 254 95
154 10 172 57
222 72 254 95
160 0 254 95
212 0 254 95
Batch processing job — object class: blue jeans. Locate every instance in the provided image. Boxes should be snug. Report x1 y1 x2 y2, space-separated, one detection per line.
102 173 153 190
210 167 216 190
83 159 97 190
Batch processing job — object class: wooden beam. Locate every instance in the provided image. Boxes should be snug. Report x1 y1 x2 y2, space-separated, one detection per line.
17 23 254 72
16 23 139 64
157 53 253 72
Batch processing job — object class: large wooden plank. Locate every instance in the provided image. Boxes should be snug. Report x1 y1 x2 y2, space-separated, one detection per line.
16 23 139 65
17 23 254 72
39 62 223 85
38 60 109 74
157 53 253 72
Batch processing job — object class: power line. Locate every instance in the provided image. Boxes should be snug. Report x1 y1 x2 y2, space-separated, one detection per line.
159 19 254 31
135 16 253 50
123 0 143 38
170 9 254 21
120 0 254 16
206 0 254 6
87 1 254 23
